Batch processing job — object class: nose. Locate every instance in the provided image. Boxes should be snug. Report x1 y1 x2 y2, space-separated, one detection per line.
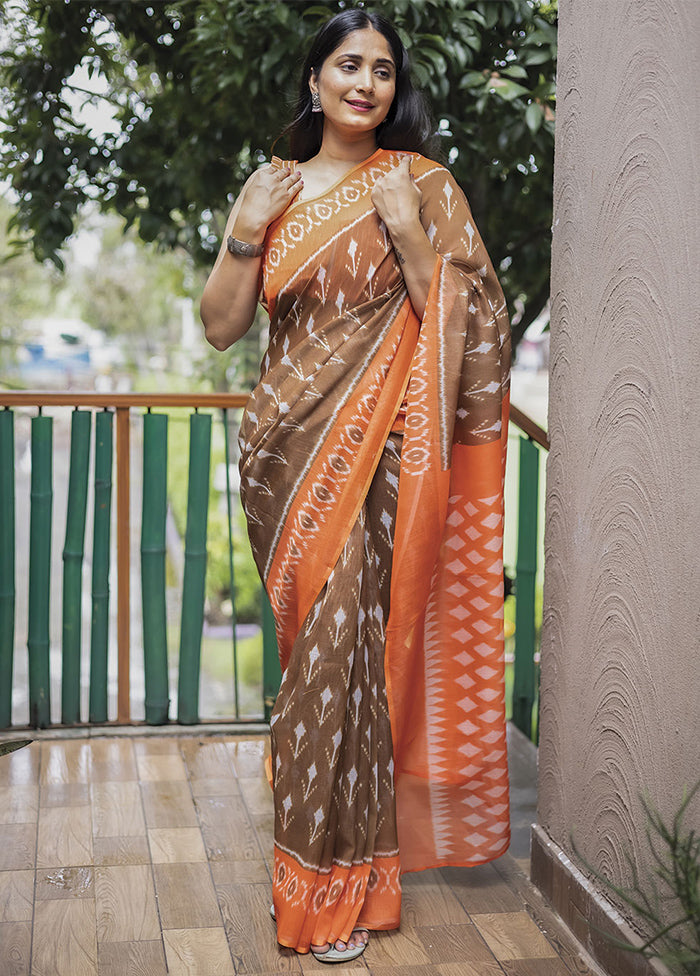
355 68 375 93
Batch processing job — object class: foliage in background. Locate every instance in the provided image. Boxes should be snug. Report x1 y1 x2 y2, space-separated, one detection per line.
575 783 700 976
0 0 557 346
66 210 199 356
0 195 206 371
0 197 64 375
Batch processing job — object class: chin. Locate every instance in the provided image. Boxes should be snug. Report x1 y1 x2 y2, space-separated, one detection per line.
331 118 378 136
341 111 384 129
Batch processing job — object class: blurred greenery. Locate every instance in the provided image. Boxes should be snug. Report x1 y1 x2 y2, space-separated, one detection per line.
66 212 194 353
166 626 264 718
0 0 557 346
0 198 62 322
199 631 262 689
0 194 267 392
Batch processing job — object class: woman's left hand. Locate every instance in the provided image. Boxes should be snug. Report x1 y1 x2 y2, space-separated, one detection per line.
371 155 422 234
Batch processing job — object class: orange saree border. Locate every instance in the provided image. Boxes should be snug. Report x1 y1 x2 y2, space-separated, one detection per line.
384 254 511 871
272 848 401 952
267 299 419 670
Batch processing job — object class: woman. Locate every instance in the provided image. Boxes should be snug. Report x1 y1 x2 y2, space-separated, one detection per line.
201 9 511 964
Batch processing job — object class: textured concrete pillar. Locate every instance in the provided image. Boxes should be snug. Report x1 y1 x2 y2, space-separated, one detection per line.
535 0 700 970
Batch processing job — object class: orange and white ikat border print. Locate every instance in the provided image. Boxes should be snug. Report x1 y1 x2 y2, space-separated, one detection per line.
272 849 402 951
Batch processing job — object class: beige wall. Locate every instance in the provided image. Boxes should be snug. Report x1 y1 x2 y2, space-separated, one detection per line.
539 0 700 901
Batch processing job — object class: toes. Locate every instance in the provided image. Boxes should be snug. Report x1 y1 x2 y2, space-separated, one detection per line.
312 933 368 953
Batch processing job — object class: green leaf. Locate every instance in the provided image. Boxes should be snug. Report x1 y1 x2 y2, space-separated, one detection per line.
521 48 553 66
528 28 557 46
459 70 488 89
489 78 530 102
501 65 529 80
462 9 488 28
420 47 448 77
525 101 543 134
480 3 499 30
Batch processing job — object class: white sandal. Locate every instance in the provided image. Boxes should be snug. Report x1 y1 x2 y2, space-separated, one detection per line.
270 905 369 963
311 936 368 963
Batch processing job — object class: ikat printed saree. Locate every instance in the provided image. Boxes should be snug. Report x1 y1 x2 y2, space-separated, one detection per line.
238 148 512 953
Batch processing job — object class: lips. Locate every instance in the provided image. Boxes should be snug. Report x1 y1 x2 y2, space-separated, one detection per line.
346 99 374 111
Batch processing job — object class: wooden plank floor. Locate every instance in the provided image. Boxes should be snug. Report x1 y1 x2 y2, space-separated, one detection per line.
0 734 606 976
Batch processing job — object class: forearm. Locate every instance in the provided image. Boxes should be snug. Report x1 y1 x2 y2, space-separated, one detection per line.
200 212 267 350
387 217 438 319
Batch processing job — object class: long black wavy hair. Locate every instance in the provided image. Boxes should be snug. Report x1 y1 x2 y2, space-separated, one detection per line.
278 9 436 161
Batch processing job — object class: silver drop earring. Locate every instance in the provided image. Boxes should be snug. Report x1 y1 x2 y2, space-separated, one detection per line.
311 91 322 113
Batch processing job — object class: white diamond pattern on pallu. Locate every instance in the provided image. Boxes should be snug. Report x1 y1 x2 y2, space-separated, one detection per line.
423 489 507 862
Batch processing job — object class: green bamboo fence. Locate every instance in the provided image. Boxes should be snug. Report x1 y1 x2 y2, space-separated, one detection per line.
513 436 540 740
262 592 282 722
0 393 547 734
177 411 212 724
222 408 240 715
61 409 91 724
0 410 15 728
28 413 52 728
89 410 113 723
141 411 169 724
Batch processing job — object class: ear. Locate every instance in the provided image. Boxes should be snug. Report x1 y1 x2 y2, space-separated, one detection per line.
309 68 318 96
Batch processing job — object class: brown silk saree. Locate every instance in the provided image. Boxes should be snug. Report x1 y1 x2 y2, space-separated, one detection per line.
238 148 512 953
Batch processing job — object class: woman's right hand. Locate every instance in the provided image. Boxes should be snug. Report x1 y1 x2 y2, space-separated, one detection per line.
234 165 303 239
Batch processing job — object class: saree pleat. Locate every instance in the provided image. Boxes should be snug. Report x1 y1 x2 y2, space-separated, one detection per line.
268 435 402 950
238 149 511 952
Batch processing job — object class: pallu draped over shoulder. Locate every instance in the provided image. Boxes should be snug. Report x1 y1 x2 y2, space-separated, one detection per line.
238 147 512 953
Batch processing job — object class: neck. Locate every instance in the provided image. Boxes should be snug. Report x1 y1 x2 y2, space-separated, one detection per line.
317 124 377 166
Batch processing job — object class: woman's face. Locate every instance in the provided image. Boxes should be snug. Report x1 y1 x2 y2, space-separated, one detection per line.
310 28 397 139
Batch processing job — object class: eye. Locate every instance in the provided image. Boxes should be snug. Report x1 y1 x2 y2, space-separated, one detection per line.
376 69 391 80
341 62 357 72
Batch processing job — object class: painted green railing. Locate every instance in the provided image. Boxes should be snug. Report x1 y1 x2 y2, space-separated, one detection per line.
0 393 280 731
510 404 549 743
0 392 545 737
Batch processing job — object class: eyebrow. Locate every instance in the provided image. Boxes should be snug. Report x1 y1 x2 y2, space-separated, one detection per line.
335 52 395 68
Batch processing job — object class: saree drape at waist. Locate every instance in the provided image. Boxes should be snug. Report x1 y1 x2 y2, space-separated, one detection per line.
239 149 512 951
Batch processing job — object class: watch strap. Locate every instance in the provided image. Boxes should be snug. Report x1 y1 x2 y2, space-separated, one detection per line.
226 235 264 258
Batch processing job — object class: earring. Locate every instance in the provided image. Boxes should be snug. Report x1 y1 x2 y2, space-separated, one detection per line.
311 91 322 113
